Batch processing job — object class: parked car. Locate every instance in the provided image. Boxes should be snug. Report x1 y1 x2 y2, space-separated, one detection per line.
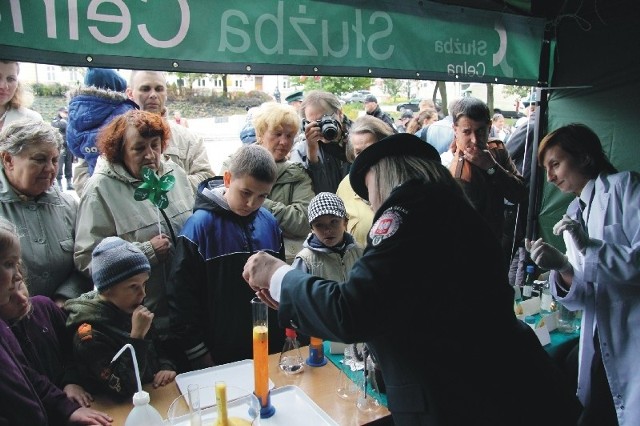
493 108 524 119
397 98 442 112
341 90 372 103
396 99 421 112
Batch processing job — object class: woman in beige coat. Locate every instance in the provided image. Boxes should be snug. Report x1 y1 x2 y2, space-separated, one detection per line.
73 110 193 340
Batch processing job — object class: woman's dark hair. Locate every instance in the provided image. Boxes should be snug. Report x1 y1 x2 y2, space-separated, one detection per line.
96 110 170 164
538 123 617 178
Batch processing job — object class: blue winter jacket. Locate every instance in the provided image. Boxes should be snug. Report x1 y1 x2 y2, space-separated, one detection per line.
66 87 138 176
168 178 287 365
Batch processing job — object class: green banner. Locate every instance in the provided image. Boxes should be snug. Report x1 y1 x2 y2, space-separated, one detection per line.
0 0 544 84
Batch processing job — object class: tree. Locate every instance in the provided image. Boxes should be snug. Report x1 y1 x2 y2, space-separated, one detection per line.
486 83 495 112
503 85 532 99
290 76 373 96
434 81 448 115
383 79 404 101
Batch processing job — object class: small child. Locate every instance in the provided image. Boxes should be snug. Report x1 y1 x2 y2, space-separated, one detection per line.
169 144 287 369
291 192 364 363
292 192 364 280
0 217 112 425
0 271 93 407
65 236 176 400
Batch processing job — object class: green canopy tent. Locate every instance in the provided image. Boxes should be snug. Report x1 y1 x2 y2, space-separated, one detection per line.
1 0 637 248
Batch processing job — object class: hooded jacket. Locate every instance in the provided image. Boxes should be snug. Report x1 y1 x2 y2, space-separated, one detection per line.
220 156 315 263
65 291 175 400
292 232 363 282
66 86 138 176
168 178 286 365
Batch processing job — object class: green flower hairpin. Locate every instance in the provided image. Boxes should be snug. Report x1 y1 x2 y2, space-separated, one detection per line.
134 166 175 210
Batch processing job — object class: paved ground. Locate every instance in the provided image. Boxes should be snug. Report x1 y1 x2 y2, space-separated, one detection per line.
188 115 245 175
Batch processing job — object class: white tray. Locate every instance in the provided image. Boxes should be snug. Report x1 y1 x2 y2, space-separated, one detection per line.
166 385 338 425
261 385 339 425
175 359 275 408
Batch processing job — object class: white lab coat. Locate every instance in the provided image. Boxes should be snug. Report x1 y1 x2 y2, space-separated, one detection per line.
551 171 640 426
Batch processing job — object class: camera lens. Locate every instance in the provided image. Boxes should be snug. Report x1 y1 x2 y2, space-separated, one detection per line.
321 123 338 140
319 115 339 140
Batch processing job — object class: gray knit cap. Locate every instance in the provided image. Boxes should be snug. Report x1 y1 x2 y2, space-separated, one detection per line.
308 192 347 224
91 236 150 293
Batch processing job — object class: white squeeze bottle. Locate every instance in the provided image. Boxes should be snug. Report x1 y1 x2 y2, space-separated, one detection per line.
111 343 164 426
125 390 164 426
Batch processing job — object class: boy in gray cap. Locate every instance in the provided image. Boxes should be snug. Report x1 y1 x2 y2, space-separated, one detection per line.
65 236 176 400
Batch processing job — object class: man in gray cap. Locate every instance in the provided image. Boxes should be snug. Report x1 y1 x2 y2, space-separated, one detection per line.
364 94 396 133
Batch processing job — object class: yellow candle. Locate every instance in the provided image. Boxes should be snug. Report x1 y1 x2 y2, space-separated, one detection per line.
215 382 228 426
252 325 269 407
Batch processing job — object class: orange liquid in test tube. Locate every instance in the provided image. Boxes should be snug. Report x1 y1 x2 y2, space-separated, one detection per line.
253 325 269 406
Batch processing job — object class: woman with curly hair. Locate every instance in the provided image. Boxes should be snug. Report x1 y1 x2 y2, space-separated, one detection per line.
73 110 193 354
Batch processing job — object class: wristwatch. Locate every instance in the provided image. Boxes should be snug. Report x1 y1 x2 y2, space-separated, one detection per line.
486 166 497 176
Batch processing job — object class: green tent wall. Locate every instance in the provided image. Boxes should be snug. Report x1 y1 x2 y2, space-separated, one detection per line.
539 3 639 248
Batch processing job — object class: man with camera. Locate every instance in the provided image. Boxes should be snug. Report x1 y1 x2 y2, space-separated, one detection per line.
289 90 353 193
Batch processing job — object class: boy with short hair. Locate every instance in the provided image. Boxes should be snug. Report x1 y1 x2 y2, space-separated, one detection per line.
168 144 287 369
65 236 176 400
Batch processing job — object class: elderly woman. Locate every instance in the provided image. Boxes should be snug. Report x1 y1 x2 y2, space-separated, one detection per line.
221 102 315 263
74 109 193 340
0 60 42 131
0 119 91 305
252 102 315 262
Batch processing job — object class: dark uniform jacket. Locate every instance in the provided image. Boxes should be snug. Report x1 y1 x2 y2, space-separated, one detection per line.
276 179 582 426
65 291 175 401
168 179 286 366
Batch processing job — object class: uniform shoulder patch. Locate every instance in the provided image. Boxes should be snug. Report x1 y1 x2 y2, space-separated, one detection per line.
369 208 403 246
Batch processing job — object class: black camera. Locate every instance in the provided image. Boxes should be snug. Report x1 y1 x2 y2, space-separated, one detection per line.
304 115 340 141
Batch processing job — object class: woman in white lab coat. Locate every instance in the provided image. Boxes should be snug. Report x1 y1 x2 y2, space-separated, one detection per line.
528 123 640 426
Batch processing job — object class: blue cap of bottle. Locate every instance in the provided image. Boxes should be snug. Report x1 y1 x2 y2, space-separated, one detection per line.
526 265 535 273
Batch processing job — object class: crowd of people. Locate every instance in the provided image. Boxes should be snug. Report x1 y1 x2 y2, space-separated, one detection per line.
0 58 637 426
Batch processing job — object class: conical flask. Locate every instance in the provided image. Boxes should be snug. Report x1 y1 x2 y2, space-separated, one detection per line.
278 328 305 375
